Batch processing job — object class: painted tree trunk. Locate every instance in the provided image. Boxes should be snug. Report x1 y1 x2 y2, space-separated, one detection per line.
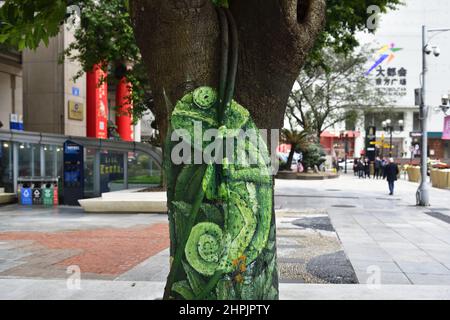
129 0 326 300
163 87 278 299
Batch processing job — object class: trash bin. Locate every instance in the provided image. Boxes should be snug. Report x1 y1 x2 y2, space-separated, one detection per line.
18 177 59 206
42 183 54 206
32 183 42 205
20 183 33 206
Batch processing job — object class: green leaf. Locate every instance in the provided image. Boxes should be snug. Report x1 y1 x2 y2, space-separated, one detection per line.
211 0 229 8
172 281 195 300
182 260 207 296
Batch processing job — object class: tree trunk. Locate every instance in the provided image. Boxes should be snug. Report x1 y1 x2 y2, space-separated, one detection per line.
286 147 296 171
129 0 326 300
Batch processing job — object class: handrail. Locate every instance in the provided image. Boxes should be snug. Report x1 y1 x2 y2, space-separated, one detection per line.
0 129 163 169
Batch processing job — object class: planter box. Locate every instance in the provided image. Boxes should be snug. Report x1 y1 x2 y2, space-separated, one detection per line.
430 169 450 189
407 167 421 183
430 169 439 188
79 188 167 213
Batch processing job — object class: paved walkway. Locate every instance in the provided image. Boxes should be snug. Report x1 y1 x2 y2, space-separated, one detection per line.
1 279 449 300
1 175 450 299
276 174 450 286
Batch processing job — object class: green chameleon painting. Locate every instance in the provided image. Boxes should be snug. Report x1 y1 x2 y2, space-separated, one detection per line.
163 3 278 300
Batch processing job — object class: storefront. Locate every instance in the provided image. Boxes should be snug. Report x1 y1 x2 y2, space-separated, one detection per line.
0 129 162 201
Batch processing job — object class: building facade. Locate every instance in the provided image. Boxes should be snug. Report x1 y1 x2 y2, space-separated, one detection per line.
322 0 450 162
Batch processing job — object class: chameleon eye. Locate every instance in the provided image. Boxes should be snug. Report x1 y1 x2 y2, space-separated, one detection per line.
193 87 217 109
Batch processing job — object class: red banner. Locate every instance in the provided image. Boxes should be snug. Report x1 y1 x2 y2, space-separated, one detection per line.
86 64 108 139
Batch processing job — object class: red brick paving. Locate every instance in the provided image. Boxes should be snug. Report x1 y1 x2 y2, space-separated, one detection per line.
0 224 169 276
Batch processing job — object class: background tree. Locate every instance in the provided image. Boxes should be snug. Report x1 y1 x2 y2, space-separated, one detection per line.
62 0 154 123
286 47 393 141
302 143 326 172
0 0 401 144
280 129 309 171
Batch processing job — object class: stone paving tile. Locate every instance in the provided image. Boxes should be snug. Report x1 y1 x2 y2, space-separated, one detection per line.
0 223 170 278
350 259 403 273
395 261 450 275
0 249 33 261
0 260 27 273
406 273 450 285
355 270 412 285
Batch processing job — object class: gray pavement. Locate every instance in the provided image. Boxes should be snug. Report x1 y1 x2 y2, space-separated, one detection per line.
1 174 450 299
1 279 450 300
276 174 450 286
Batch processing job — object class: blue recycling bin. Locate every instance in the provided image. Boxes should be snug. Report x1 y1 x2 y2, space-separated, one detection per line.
20 187 33 205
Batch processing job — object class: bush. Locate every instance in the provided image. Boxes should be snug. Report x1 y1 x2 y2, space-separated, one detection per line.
302 143 326 172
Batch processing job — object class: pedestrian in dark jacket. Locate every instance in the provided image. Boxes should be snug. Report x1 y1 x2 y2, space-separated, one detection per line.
374 157 382 179
364 158 370 179
383 157 399 195
357 159 364 179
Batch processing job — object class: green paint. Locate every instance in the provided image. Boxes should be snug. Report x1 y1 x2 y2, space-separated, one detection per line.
165 86 278 300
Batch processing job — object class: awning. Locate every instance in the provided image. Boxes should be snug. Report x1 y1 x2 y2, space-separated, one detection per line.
320 131 360 138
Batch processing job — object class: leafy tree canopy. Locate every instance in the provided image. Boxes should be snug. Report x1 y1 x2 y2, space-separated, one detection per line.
0 0 402 121
287 47 394 140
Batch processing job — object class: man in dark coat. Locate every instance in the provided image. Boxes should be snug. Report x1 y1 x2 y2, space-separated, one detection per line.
383 157 400 195
374 156 382 179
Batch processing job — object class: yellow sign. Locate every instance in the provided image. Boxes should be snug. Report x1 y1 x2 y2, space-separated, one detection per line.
68 101 84 121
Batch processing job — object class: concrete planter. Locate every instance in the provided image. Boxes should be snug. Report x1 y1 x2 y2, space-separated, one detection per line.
79 188 167 213
276 171 339 180
430 169 450 189
407 167 421 183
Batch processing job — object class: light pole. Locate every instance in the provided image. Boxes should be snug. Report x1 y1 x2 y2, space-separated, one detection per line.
382 119 404 158
417 26 450 207
340 131 349 174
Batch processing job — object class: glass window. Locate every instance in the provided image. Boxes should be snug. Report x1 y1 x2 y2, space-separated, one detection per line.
43 145 63 178
0 141 13 193
128 152 161 189
18 143 41 177
84 148 96 197
100 150 125 193
364 111 404 131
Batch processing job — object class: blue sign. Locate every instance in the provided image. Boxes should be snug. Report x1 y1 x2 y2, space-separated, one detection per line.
72 87 80 97
63 140 84 206
21 188 33 205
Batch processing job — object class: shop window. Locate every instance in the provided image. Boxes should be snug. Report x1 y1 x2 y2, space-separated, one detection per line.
128 152 161 189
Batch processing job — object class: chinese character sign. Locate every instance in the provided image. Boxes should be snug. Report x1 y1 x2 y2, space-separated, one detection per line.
366 43 408 99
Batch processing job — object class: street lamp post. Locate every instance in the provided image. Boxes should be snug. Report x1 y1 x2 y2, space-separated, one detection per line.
339 131 349 174
344 133 349 174
417 25 450 206
382 119 404 158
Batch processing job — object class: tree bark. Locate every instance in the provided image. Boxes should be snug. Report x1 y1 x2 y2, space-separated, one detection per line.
130 0 325 138
129 0 326 300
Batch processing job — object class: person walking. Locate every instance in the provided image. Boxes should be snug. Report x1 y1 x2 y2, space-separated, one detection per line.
374 157 382 179
357 158 364 179
364 158 371 179
383 157 399 195
353 158 358 176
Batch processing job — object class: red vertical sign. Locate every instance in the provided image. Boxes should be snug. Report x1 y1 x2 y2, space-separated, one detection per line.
87 64 108 139
116 77 134 142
